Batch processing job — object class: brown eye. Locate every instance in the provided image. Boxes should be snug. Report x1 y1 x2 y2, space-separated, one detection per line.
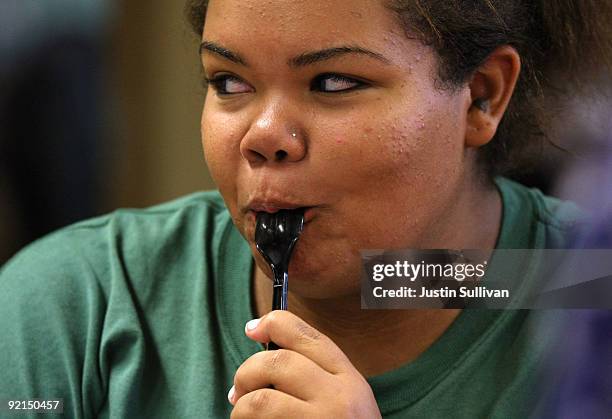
205 74 253 95
310 73 368 93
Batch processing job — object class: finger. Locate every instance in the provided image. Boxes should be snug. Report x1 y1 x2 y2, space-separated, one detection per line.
230 388 310 419
232 349 332 403
245 311 352 374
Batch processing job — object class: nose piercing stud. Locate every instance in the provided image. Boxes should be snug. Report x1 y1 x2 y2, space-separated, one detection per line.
291 132 298 139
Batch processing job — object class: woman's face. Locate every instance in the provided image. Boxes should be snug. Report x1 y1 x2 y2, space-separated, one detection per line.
201 0 471 298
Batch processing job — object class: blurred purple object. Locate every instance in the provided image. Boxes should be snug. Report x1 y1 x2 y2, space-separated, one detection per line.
540 121 612 419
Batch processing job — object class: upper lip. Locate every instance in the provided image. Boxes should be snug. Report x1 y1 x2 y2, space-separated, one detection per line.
245 199 313 213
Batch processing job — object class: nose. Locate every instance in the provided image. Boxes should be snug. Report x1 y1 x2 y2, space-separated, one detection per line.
240 101 307 165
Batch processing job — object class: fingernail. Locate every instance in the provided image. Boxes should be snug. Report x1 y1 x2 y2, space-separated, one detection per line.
227 385 235 403
245 318 260 332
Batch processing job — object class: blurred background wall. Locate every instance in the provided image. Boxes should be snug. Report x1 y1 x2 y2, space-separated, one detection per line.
1 0 214 263
111 0 214 205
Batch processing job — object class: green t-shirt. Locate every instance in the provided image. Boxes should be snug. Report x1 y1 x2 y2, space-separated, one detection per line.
0 177 581 418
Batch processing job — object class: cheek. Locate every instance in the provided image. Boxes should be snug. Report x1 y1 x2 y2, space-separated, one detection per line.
201 110 241 187
382 96 465 183
313 98 452 187
314 96 465 246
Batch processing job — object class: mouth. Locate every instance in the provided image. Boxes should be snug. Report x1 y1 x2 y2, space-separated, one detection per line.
244 201 317 224
249 207 316 224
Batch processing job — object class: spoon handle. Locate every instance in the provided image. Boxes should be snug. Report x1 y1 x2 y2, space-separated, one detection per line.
267 271 288 351
272 271 288 310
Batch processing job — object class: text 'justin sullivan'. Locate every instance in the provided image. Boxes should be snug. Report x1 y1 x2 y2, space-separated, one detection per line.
372 286 510 299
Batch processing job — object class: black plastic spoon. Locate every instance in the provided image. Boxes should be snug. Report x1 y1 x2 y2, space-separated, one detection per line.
255 209 305 350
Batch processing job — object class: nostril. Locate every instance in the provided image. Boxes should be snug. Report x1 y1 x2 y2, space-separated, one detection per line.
275 150 288 161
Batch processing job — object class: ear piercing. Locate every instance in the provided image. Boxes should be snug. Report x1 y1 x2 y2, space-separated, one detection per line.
473 98 490 112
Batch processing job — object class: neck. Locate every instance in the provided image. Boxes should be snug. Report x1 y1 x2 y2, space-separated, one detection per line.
253 174 502 377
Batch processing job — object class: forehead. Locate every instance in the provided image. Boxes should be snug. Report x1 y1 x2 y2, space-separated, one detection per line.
203 0 409 61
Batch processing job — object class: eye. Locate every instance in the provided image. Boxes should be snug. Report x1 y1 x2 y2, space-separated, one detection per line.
310 73 368 93
204 74 253 95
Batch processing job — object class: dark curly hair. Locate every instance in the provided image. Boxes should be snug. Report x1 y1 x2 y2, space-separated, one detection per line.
185 0 612 176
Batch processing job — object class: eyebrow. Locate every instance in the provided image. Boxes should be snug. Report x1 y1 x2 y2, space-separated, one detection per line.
199 40 248 66
199 40 391 68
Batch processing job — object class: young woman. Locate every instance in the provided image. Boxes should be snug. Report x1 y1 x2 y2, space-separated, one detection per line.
1 1 610 417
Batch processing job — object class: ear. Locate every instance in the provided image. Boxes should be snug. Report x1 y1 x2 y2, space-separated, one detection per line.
465 46 521 147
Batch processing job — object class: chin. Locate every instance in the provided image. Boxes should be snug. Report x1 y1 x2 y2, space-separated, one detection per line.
289 249 363 299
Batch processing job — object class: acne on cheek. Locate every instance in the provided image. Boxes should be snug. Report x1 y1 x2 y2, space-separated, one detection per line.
203 118 239 148
357 126 374 142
